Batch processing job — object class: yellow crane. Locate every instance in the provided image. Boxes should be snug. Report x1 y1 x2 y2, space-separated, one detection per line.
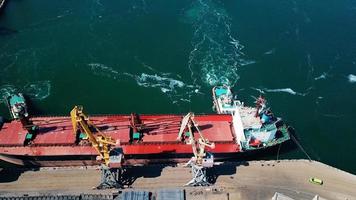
71 106 123 189
71 107 214 188
70 105 117 166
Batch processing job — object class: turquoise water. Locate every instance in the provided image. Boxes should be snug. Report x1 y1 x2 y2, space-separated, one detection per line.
1 0 356 173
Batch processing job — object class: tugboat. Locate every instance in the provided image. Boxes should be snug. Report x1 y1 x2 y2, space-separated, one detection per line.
4 93 29 120
212 85 290 151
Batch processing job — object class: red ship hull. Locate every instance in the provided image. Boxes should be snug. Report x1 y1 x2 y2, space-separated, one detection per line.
0 114 240 167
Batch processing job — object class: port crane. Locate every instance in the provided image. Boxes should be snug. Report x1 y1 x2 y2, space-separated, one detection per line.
71 106 216 188
177 112 215 186
70 106 122 188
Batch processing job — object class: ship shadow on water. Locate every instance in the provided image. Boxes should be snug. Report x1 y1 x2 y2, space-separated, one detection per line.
24 95 46 116
0 27 18 36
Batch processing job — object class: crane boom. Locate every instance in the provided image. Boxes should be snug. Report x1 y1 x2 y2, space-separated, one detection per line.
178 113 215 186
177 113 215 166
70 106 116 166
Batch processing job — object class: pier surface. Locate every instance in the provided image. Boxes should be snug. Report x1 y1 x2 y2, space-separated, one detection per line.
0 160 356 199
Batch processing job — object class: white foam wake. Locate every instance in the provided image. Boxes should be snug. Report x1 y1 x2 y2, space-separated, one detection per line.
0 80 51 103
314 72 327 80
252 87 308 96
130 72 199 104
134 73 185 93
88 63 120 79
348 74 356 83
24 81 51 100
264 48 276 55
0 85 17 103
88 63 199 104
265 88 300 95
184 0 253 87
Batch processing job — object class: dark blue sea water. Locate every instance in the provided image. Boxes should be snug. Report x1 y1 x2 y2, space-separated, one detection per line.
1 0 356 173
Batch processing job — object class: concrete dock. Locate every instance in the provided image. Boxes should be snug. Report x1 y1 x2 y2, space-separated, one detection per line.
0 160 356 199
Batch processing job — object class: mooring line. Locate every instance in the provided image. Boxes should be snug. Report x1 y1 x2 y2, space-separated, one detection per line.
276 143 281 162
290 133 312 162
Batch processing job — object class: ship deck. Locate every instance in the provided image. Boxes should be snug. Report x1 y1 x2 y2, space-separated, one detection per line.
0 114 240 157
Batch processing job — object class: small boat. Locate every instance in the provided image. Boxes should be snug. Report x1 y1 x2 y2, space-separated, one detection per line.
212 85 290 151
4 93 29 120
212 85 241 114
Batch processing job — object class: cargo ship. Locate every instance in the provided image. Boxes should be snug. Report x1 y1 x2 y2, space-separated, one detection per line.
0 86 290 167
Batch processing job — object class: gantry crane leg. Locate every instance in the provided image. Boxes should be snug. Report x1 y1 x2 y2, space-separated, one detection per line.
70 106 124 189
177 113 215 187
185 162 211 186
97 165 123 189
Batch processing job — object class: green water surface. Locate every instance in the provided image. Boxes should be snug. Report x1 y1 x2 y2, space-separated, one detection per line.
1 0 356 173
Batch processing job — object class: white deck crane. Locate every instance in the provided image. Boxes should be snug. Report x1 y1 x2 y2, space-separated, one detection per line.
177 112 215 186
